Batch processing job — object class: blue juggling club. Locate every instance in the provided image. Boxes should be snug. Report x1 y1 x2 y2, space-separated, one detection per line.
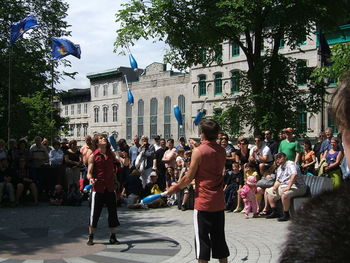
194 98 207 126
129 53 138 71
141 191 168 204
108 135 118 151
174 105 183 128
124 75 134 105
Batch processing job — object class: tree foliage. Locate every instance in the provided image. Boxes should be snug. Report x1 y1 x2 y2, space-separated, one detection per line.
0 0 71 141
115 0 350 135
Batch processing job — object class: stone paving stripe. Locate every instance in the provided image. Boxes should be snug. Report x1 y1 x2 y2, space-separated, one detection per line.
63 257 96 263
43 260 66 263
0 260 24 263
82 254 144 263
106 242 180 250
21 228 48 239
22 260 44 263
105 247 179 256
94 251 170 263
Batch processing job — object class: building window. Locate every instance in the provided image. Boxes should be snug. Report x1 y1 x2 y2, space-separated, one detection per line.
103 85 108 96
199 75 206 96
94 107 99 123
112 106 118 122
126 102 132 140
231 42 240 57
138 99 144 137
77 124 81 137
77 104 81 115
214 73 222 94
178 95 185 139
150 98 158 139
65 105 68 116
94 86 99 97
84 103 88 114
71 105 74 115
296 60 308 86
231 71 240 93
164 96 171 139
327 108 338 134
103 107 108 122
113 83 118 95
297 105 307 134
83 124 88 137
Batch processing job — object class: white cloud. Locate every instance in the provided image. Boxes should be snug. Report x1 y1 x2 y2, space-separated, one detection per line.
57 0 166 91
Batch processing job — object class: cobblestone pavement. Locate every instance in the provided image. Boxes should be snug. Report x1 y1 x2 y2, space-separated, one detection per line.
0 203 289 263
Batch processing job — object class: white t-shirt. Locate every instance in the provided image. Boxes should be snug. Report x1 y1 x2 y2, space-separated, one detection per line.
249 144 273 163
277 160 304 187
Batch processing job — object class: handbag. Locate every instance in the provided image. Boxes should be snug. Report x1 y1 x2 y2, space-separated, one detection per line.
257 174 276 188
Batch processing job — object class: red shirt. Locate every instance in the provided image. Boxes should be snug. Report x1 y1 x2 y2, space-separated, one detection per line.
195 140 226 212
92 149 116 193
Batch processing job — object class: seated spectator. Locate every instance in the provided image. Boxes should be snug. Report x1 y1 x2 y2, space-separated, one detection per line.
29 136 49 192
178 151 195 211
0 139 7 160
235 137 250 167
266 152 307 221
0 158 16 206
7 139 18 169
16 138 30 168
64 140 83 190
300 139 316 175
249 135 273 175
224 162 242 212
122 169 144 209
15 158 38 205
49 141 65 189
264 130 278 157
144 171 166 208
176 137 190 151
66 183 82 206
323 137 343 188
313 132 326 163
42 138 52 153
220 135 236 171
257 164 277 216
49 184 65 206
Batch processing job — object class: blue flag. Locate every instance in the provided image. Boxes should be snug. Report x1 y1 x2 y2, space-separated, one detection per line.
52 38 81 59
10 15 39 45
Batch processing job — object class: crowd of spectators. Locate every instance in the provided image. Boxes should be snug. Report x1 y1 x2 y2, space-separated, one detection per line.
0 127 347 221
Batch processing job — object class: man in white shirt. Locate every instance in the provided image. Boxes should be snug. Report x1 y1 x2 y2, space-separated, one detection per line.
249 135 273 175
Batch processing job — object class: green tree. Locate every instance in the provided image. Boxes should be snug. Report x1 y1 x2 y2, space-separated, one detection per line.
115 0 350 135
0 0 72 141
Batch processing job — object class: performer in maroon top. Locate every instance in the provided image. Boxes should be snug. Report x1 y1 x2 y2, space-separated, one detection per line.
87 134 120 246
167 119 229 263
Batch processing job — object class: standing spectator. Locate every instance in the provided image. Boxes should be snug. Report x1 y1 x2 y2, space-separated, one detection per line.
42 138 52 153
117 139 130 188
320 128 334 158
80 136 93 167
323 137 343 188
138 136 155 188
264 130 278 157
29 136 49 192
0 139 7 160
153 138 167 191
64 140 83 190
87 133 120 246
16 138 30 166
49 141 65 188
153 135 161 151
162 139 177 188
266 152 306 221
60 138 69 154
167 119 230 263
313 132 326 163
220 136 236 171
278 128 302 163
300 139 316 175
7 139 17 169
129 135 141 167
249 135 273 175
176 137 191 151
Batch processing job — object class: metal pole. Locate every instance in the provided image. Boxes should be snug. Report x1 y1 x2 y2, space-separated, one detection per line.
51 59 54 145
8 46 12 148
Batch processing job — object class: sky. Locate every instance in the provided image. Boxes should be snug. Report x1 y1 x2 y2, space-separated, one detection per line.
57 0 167 91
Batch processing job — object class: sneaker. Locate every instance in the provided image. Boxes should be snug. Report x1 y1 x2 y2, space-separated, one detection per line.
278 212 290 222
109 233 120 245
87 234 94 246
181 205 186 211
266 211 279 219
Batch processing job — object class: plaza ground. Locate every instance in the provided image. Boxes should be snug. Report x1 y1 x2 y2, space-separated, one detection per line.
0 202 288 263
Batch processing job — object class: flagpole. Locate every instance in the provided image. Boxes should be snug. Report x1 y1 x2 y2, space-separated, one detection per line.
8 45 12 148
51 58 54 145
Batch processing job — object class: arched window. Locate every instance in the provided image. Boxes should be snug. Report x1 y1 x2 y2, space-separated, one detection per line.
150 98 158 139
112 105 118 122
164 96 171 139
126 102 132 140
103 107 108 122
198 75 206 96
214 73 222 94
178 95 185 139
138 99 144 137
94 107 99 123
231 71 240 93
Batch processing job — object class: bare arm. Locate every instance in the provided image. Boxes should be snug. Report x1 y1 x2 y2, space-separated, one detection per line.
167 148 201 195
87 154 95 184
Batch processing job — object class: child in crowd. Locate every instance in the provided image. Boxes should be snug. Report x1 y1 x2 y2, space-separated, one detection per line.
122 169 144 209
49 184 65 206
240 176 259 219
233 162 258 212
0 158 16 206
224 162 243 212
66 183 82 206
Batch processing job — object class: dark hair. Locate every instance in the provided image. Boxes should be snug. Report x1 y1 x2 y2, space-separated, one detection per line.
280 182 350 262
53 140 61 147
200 119 221 141
302 139 312 149
254 135 263 141
167 138 174 144
275 152 287 159
68 139 77 148
92 133 111 152
246 162 256 170
118 138 129 152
